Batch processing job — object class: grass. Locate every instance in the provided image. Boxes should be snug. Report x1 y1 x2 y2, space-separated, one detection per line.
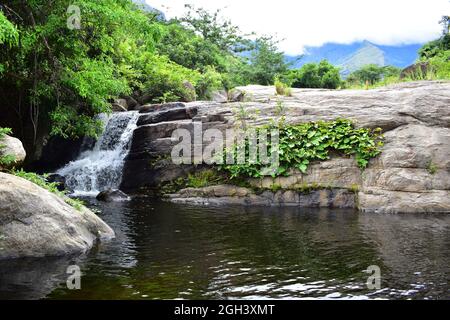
346 59 450 90
275 79 293 96
12 169 85 211
187 169 224 188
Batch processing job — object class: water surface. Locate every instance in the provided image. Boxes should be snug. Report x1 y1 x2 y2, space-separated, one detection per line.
0 199 449 300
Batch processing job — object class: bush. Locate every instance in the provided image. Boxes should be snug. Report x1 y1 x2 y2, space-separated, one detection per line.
220 119 384 178
195 66 225 100
346 65 402 86
274 78 292 96
290 60 341 89
140 54 201 103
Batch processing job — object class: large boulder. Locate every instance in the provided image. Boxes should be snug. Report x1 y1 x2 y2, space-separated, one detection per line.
0 172 115 260
0 135 26 170
120 81 450 213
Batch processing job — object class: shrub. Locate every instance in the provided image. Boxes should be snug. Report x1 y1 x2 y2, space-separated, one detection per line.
195 66 225 100
274 78 292 96
140 54 201 103
290 60 341 89
220 119 384 178
346 65 402 87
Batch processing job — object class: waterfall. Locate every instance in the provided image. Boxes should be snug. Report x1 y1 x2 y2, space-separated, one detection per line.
57 111 139 196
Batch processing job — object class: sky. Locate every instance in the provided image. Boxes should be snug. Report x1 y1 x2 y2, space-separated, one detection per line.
146 0 450 55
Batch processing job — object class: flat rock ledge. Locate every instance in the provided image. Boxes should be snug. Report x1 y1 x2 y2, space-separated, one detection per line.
167 185 356 208
122 81 450 214
0 172 115 260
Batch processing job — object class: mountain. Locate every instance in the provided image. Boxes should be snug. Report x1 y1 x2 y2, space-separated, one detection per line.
287 41 423 77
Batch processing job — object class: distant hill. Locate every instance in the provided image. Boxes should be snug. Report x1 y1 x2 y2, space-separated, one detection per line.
287 41 423 77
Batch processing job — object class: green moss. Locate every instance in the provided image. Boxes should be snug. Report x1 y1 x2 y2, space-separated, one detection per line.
0 127 16 168
427 161 438 175
349 184 360 194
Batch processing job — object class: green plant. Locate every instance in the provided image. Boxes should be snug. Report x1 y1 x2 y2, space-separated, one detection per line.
274 100 286 116
187 170 224 188
0 127 16 168
350 184 360 193
11 169 85 211
290 60 342 89
427 161 438 175
220 119 384 179
274 78 292 96
270 183 282 192
195 66 224 100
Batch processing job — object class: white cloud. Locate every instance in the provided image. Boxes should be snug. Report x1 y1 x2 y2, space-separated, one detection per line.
147 0 450 55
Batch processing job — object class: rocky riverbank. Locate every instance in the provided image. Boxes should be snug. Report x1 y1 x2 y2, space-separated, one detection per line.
119 81 450 214
0 133 115 260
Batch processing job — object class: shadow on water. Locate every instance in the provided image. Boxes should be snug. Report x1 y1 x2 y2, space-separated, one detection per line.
0 198 449 300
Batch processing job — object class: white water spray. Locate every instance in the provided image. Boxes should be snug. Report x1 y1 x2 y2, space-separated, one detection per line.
57 111 139 196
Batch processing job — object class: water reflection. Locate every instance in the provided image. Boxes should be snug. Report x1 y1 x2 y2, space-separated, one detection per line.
0 199 448 300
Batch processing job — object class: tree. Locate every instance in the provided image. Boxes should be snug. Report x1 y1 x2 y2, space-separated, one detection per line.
181 4 253 54
290 60 341 89
248 36 289 85
347 64 383 85
346 65 401 85
0 0 160 145
440 15 450 35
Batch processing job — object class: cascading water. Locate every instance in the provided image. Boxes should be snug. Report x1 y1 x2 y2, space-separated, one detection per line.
57 111 139 196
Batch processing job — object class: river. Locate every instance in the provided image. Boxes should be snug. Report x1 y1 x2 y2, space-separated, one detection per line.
0 198 448 300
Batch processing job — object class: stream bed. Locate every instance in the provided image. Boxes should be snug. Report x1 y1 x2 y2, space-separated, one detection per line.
0 198 449 300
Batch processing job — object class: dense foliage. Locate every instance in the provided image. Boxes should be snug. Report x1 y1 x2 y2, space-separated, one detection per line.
221 119 384 179
289 60 342 89
346 65 401 86
0 1 290 145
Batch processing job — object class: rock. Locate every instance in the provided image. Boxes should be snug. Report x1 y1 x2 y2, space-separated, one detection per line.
168 185 355 208
211 90 228 103
137 105 198 126
228 88 245 102
45 174 67 192
111 100 128 112
182 80 197 102
0 135 26 170
28 135 85 173
96 189 131 202
0 172 115 260
120 81 450 213
138 102 186 114
400 62 429 80
123 96 139 110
